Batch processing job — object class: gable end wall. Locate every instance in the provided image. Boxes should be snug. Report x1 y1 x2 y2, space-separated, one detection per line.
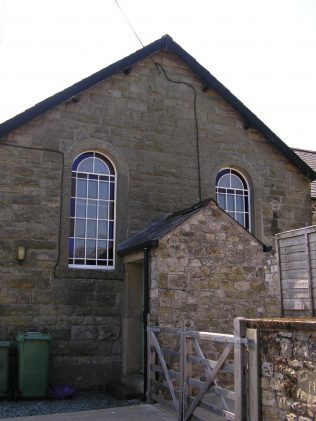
150 202 281 333
0 50 310 386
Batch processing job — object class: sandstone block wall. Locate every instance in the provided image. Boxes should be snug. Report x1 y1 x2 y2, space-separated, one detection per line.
0 49 311 385
150 201 281 333
247 319 316 421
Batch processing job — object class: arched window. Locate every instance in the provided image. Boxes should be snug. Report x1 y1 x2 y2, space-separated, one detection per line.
216 168 250 230
68 152 116 269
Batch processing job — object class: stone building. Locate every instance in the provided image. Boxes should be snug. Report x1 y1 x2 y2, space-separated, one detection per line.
293 148 316 225
118 199 280 388
0 35 315 389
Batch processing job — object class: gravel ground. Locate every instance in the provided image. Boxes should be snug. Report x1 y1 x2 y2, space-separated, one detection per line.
0 391 141 419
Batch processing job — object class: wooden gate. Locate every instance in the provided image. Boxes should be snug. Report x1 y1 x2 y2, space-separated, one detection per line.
147 318 259 421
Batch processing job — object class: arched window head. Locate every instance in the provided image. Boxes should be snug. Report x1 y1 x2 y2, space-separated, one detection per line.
216 168 250 231
68 152 116 269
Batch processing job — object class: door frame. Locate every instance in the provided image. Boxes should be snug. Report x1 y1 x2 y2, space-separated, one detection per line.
122 251 145 382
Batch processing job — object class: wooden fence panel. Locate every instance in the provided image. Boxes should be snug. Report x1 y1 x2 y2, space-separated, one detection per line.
276 225 316 316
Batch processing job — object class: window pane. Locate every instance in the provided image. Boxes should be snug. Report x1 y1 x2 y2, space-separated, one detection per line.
76 199 86 218
77 172 87 179
75 219 85 237
245 214 250 229
87 220 97 238
110 182 115 199
109 221 114 238
218 174 230 187
94 158 109 174
88 180 98 199
97 240 108 259
231 174 243 189
68 238 74 258
70 198 75 217
236 195 244 212
87 200 97 218
99 182 109 200
69 218 74 236
99 202 108 219
108 241 114 259
77 179 87 198
236 213 244 225
245 196 249 212
98 221 108 239
109 202 114 220
71 178 76 197
78 157 94 172
227 194 235 211
218 193 226 209
74 239 85 258
86 240 96 258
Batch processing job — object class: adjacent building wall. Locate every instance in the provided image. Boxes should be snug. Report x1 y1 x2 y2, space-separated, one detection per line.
150 201 281 333
247 319 316 421
0 50 311 385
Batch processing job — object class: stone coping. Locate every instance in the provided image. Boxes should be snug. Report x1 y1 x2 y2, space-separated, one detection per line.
246 317 316 331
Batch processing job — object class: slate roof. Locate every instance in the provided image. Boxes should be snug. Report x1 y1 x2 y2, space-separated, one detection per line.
0 34 315 181
118 199 213 255
118 198 271 255
293 148 316 198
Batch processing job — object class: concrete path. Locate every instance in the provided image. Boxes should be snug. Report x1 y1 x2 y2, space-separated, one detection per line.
0 404 177 421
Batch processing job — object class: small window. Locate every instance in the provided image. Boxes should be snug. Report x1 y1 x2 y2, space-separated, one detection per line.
68 152 116 269
216 168 250 230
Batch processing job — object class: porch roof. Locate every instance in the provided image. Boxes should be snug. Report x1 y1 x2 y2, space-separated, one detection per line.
117 199 213 256
118 198 271 256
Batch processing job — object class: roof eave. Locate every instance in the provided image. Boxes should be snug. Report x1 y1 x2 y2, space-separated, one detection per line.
117 239 159 256
0 37 168 139
165 38 316 181
0 34 315 181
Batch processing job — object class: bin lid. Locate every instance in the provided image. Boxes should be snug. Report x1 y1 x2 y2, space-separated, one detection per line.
16 332 51 342
0 341 10 347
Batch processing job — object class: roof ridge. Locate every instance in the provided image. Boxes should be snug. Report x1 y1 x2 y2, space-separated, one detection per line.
0 35 315 180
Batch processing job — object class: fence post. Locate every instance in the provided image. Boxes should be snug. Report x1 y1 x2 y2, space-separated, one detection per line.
247 328 260 421
179 320 185 421
305 231 314 317
146 321 155 403
234 317 246 421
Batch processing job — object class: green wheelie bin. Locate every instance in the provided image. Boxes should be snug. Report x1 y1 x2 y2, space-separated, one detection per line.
0 341 10 397
16 332 51 398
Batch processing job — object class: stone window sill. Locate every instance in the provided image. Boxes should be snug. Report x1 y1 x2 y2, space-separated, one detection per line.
54 265 123 280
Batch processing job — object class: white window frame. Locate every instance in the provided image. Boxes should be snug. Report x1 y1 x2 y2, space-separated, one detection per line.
68 151 117 270
216 168 251 231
